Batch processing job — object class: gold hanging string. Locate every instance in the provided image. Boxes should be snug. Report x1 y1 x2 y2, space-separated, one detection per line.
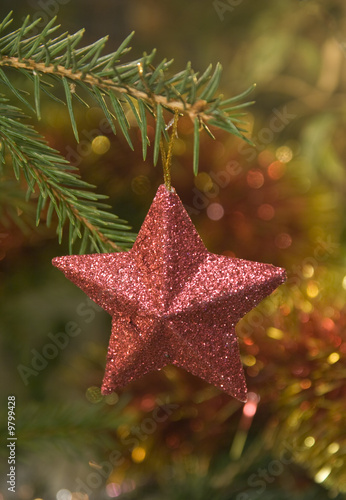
137 63 179 190
161 108 179 191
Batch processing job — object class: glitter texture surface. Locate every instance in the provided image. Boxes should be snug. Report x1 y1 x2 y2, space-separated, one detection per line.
52 184 286 401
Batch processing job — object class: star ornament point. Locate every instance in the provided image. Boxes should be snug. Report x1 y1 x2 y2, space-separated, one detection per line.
53 184 286 402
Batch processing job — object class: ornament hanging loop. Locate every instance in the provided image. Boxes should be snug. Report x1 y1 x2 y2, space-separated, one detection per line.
136 63 179 191
161 108 179 191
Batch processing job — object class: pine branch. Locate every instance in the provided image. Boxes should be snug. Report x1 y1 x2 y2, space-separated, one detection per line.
0 95 135 253
0 12 254 171
0 12 254 253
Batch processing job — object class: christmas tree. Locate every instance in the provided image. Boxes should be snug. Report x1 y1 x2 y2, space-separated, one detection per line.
1 1 346 499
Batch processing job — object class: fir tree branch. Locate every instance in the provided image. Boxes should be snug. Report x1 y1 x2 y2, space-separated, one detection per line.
0 95 135 253
0 12 254 253
0 12 255 171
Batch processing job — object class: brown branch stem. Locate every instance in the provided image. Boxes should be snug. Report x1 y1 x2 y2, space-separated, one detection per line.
0 56 210 122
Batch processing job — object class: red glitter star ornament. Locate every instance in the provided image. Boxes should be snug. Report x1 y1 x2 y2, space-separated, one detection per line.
52 185 286 402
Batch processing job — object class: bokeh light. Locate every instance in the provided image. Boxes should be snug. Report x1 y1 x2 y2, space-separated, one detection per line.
304 436 315 448
268 161 286 180
276 146 293 163
246 169 264 188
300 379 312 389
342 276 346 289
207 203 224 220
91 135 111 154
306 282 319 299
104 392 119 405
315 466 332 484
267 327 284 340
56 490 72 500
275 232 292 249
106 483 122 498
302 264 314 278
86 386 103 403
194 172 213 192
131 175 151 194
327 443 340 454
131 446 146 463
243 392 259 418
257 203 275 221
243 355 256 367
327 352 340 364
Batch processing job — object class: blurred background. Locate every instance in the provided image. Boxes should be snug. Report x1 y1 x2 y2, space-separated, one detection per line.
1 0 346 498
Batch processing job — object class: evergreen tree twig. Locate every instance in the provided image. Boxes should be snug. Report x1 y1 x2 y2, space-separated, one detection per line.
0 95 135 252
0 12 255 253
